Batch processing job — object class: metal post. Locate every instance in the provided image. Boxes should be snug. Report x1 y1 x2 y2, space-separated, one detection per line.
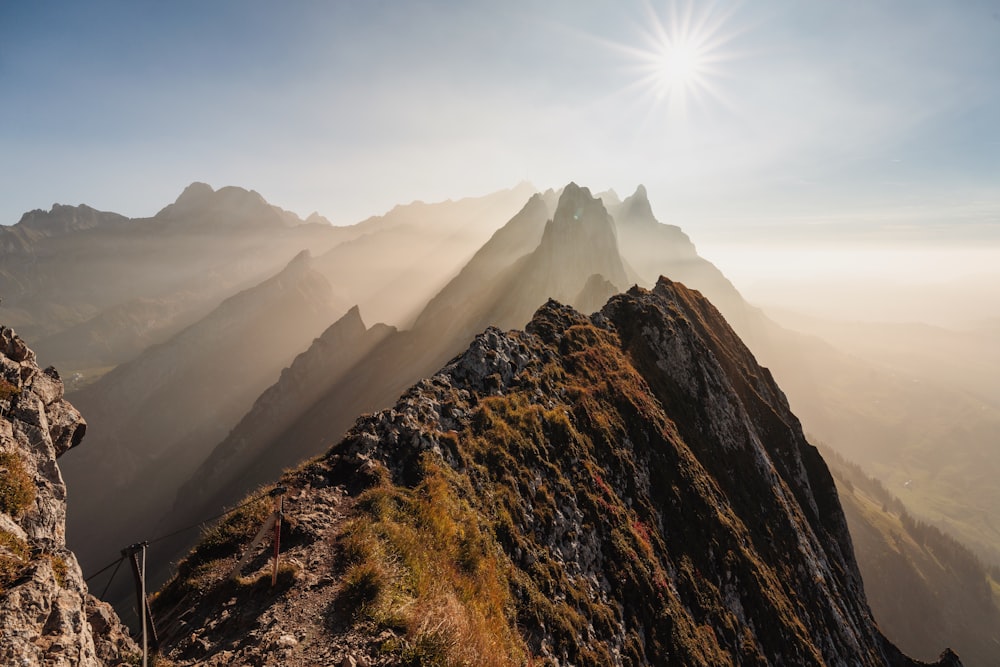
139 543 147 667
124 542 159 665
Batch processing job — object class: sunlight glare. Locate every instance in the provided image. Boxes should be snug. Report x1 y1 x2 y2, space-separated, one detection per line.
622 1 740 120
655 39 704 97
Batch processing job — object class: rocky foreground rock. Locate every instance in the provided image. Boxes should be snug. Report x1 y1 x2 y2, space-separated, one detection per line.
153 279 962 666
0 326 135 666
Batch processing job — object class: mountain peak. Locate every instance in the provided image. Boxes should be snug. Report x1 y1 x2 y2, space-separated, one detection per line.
156 182 291 226
617 183 656 226
548 182 615 238
175 181 215 207
305 211 331 226
553 181 597 220
12 203 128 234
287 248 313 264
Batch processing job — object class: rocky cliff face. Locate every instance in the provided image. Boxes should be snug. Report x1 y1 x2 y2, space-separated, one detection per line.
152 280 960 666
0 326 135 666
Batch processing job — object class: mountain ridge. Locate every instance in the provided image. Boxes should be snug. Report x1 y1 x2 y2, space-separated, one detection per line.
152 278 961 666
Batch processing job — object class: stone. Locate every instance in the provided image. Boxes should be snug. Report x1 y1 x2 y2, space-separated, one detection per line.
0 326 136 666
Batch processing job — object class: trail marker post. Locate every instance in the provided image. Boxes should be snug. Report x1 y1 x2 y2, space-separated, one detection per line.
227 486 287 586
270 486 286 587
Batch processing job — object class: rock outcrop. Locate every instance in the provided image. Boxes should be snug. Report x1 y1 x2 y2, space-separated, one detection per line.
0 326 135 666
153 280 961 666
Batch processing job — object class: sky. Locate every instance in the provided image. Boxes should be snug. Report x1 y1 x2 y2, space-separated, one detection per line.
2 0 999 317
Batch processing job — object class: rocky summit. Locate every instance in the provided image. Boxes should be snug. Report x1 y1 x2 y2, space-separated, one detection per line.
153 279 960 666
0 327 135 666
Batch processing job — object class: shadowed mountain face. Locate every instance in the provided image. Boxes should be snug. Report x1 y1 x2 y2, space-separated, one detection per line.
171 306 396 524
412 190 558 336
59 251 347 597
153 280 958 666
480 182 628 330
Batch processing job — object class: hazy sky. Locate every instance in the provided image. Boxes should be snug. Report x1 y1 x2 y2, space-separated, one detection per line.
2 1 998 252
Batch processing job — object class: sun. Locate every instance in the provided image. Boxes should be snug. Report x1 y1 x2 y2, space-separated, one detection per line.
653 38 706 96
618 1 739 119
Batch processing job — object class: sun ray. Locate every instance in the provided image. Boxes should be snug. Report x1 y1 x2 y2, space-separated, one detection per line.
625 0 743 120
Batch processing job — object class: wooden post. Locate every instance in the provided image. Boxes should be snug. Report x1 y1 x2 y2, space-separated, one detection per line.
228 514 276 581
270 486 285 586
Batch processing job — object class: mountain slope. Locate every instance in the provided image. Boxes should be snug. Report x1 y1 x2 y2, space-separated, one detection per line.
477 182 628 330
60 251 347 600
310 181 536 328
761 308 1000 565
152 280 959 666
821 445 1000 667
411 189 557 336
0 326 135 665
173 184 624 542
610 185 752 332
168 306 395 531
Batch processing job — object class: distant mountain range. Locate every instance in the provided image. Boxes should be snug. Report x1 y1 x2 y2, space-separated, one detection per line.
2 180 996 664
1 181 532 374
173 183 753 544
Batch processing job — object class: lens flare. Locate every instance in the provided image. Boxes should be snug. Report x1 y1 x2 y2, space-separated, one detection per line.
615 1 741 120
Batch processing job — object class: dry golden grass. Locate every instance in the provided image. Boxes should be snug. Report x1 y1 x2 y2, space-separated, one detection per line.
0 451 36 518
336 455 527 666
0 528 29 593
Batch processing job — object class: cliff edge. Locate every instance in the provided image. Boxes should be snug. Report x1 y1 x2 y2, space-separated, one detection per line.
0 326 135 666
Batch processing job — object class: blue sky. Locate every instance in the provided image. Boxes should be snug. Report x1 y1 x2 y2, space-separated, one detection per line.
2 0 998 247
